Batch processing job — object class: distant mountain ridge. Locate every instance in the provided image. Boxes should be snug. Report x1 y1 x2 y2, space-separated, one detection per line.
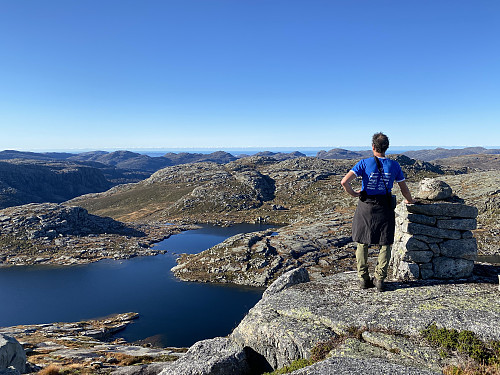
0 149 308 173
162 151 237 165
316 147 500 161
240 151 306 160
0 150 75 161
68 150 172 173
316 148 372 159
3 147 499 167
401 147 500 161
0 160 111 209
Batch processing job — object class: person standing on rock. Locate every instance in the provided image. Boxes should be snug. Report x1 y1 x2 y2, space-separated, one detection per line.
341 132 415 292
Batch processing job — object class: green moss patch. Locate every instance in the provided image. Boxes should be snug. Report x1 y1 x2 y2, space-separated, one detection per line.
421 323 500 365
262 358 313 375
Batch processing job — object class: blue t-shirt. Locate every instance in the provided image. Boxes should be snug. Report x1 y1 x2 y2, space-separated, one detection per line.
351 157 405 195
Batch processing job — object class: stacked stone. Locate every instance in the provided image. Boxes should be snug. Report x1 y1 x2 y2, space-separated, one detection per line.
392 179 478 280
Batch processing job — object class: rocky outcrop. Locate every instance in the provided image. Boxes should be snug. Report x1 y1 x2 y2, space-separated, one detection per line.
0 203 194 266
70 157 355 224
230 269 499 372
171 215 357 286
162 151 237 165
0 203 143 239
158 338 252 375
388 154 444 178
142 267 500 374
0 334 26 374
262 266 309 298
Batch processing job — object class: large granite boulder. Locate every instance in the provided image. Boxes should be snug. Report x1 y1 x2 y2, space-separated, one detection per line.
0 334 26 373
415 178 452 201
263 267 309 299
158 337 252 375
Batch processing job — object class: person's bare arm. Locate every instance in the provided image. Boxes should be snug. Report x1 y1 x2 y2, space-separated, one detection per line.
341 171 361 198
397 180 415 204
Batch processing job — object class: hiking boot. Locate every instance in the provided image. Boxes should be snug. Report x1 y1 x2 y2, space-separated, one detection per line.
374 278 385 292
359 278 374 289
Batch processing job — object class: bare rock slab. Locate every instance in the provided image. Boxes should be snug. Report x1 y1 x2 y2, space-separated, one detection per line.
111 362 176 375
288 357 440 375
231 272 500 371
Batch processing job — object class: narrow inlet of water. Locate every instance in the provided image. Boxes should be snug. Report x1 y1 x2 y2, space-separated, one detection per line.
0 224 275 347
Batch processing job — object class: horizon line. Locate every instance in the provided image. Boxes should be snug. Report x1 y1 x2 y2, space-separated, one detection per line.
2 145 500 153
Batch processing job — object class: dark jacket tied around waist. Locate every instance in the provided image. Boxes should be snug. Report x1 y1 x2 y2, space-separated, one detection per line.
352 194 396 245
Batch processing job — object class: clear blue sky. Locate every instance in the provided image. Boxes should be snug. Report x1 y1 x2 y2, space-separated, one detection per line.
0 0 498 151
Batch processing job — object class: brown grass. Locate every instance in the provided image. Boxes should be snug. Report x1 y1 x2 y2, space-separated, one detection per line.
104 352 179 366
106 352 149 366
38 365 61 375
444 363 500 375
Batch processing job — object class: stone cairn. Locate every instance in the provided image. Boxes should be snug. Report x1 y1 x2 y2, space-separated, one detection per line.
392 178 478 280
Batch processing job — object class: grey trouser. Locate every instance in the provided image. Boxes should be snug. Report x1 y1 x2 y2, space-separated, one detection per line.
356 243 391 281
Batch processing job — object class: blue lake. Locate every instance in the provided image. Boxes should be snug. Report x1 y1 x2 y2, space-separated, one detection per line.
0 224 274 347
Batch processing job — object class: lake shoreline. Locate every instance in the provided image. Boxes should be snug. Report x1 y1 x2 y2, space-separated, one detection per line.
0 224 270 349
0 203 202 267
0 312 188 373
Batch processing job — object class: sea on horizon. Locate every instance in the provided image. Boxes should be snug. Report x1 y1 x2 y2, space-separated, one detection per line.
138 145 498 158
10 145 499 158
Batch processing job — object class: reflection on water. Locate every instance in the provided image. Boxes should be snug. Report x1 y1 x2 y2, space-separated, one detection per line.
0 224 274 347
